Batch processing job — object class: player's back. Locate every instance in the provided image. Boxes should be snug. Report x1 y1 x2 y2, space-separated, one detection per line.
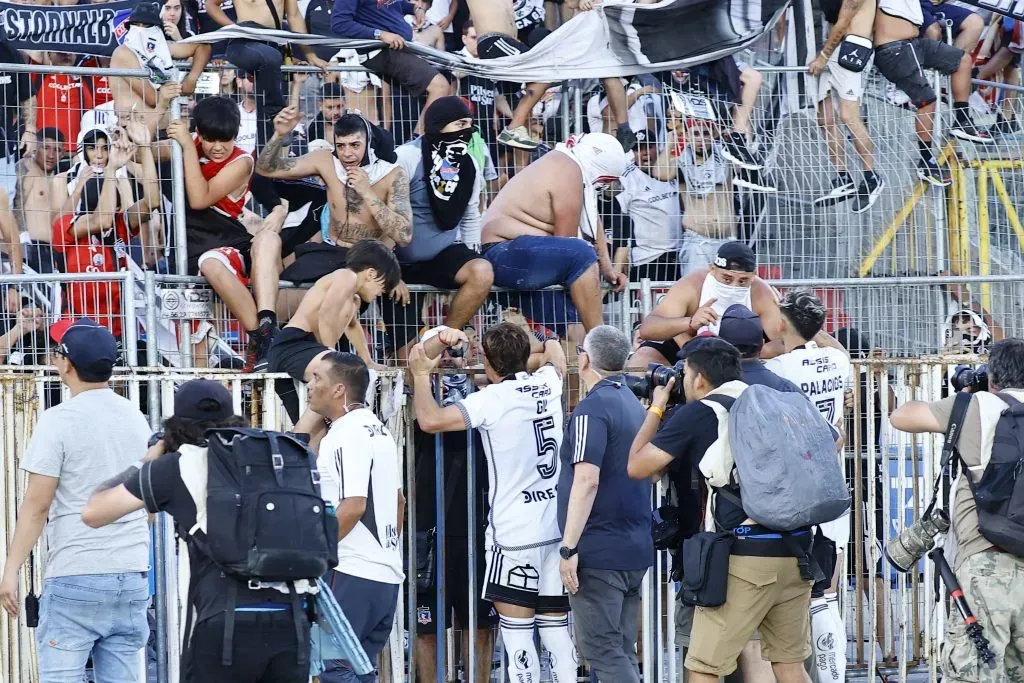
766 341 851 428
456 365 564 550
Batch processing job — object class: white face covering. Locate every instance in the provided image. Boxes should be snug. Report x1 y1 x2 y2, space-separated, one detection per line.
554 132 627 240
699 272 752 334
123 25 175 87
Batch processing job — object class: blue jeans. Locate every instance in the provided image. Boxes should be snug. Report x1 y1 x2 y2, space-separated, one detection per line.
37 573 150 683
483 236 597 335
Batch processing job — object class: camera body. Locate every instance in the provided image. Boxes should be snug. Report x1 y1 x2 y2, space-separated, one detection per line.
626 362 686 404
951 364 989 393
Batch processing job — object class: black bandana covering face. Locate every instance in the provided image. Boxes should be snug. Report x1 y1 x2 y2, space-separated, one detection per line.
422 127 477 231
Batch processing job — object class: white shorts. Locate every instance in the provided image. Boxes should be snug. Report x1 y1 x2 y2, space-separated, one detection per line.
816 49 871 103
483 543 570 613
819 511 851 551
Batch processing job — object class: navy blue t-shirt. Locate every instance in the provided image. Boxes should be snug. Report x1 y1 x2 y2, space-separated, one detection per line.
741 358 802 393
557 376 653 571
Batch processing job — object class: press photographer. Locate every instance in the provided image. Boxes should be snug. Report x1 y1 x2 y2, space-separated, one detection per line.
890 339 1024 680
627 337 849 683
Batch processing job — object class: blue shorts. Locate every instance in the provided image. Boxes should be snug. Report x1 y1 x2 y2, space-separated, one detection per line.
482 236 598 335
920 0 976 36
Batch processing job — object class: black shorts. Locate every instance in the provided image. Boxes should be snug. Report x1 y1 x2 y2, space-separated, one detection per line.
630 252 681 283
280 242 349 285
477 32 530 60
266 326 328 382
363 47 439 98
638 338 682 364
517 22 551 48
810 534 838 599
414 534 498 635
874 38 963 107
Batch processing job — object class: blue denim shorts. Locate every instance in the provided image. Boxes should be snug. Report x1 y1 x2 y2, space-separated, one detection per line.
483 236 598 335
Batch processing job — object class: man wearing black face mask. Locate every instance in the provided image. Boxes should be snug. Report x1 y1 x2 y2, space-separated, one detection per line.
383 97 494 356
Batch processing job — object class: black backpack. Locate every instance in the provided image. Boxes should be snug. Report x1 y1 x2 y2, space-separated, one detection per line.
945 392 1024 558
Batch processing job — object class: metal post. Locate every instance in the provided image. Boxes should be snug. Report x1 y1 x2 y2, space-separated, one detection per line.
169 98 192 367
573 82 583 137
434 379 447 683
561 81 572 141
933 72 948 273
640 279 654 317
641 568 654 681
405 412 417 682
123 269 139 405
466 430 478 683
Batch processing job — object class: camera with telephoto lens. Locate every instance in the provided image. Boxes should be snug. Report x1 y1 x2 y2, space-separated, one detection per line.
951 364 989 393
625 362 686 404
885 508 951 573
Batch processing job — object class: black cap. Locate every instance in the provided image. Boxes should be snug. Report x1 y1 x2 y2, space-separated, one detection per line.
713 241 756 273
423 96 473 135
718 304 763 357
129 1 163 27
49 318 118 376
174 379 233 421
635 128 658 145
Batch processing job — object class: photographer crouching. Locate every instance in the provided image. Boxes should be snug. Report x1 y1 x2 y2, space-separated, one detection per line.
627 337 849 683
890 339 1024 681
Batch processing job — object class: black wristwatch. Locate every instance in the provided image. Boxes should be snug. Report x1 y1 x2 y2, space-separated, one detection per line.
559 545 578 560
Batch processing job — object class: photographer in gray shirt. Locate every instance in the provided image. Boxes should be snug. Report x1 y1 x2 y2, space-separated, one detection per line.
0 318 151 682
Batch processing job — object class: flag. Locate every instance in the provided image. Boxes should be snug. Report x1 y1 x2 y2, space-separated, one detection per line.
0 0 136 57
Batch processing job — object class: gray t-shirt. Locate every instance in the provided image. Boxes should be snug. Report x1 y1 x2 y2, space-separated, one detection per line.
22 388 151 578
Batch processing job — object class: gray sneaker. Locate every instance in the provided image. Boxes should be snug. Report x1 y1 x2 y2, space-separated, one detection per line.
497 126 540 150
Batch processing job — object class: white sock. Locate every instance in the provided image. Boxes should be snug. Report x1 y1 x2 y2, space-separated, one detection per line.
810 596 845 683
536 613 578 683
500 615 540 683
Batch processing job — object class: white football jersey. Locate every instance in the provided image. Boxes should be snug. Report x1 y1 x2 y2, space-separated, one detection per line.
317 408 404 584
513 0 545 28
765 341 852 428
456 365 564 551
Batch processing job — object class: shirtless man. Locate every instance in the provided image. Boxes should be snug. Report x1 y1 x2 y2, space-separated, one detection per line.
811 0 882 213
109 1 210 134
265 238 400 437
14 128 65 273
206 0 328 138
872 0 992 187
631 241 844 368
466 0 636 151
256 106 412 311
482 131 627 336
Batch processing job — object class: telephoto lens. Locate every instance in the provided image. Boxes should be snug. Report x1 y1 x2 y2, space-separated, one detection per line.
885 508 951 572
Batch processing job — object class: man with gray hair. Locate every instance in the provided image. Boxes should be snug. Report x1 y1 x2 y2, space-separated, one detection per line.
557 325 651 682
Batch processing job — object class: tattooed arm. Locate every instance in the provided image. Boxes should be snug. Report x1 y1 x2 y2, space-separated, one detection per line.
368 167 413 247
821 0 866 58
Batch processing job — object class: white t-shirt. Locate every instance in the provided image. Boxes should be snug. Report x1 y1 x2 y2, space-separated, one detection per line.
616 163 683 265
878 0 923 27
456 365 564 551
237 102 258 154
425 0 453 32
765 341 852 428
317 408 405 584
586 81 651 135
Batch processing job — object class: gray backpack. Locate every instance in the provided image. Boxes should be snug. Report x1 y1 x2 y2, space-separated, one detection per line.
706 384 850 531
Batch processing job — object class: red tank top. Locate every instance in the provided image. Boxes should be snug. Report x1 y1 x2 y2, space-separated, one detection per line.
195 136 253 219
35 73 94 153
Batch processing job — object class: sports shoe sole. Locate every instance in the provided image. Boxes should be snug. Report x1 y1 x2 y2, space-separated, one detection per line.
950 128 995 144
917 168 951 187
852 179 885 214
813 186 856 206
720 146 763 171
734 177 777 192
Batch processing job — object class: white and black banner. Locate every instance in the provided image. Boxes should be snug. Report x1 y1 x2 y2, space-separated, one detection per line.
180 0 791 82
0 0 139 57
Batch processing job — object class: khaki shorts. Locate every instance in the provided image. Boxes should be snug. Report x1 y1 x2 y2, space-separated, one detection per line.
685 555 813 676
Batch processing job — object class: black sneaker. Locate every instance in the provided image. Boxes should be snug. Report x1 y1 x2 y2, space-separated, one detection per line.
721 131 762 171
616 123 637 152
852 175 885 214
917 158 951 187
733 168 777 193
949 117 994 144
991 117 1018 139
813 173 856 206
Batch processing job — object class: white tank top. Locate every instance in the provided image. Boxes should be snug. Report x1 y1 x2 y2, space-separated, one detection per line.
878 0 923 27
697 272 753 334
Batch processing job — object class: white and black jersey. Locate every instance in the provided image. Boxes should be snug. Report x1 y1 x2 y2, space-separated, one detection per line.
456 365 564 551
616 163 683 266
766 341 852 429
513 0 545 29
318 408 404 584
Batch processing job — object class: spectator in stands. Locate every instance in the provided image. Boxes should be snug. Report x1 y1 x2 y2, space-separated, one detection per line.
307 82 347 145
0 286 44 365
717 304 801 392
160 0 197 41
56 128 134 225
482 132 627 336
632 241 845 367
265 240 401 436
33 52 92 157
811 0 883 213
456 21 513 178
165 96 288 372
873 0 993 186
920 0 983 53
609 127 683 283
52 122 160 342
109 2 209 134
0 38 37 200
257 108 411 294
331 0 450 134
205 0 327 143
586 78 658 138
0 188 21 274
15 127 67 273
385 97 493 356
306 352 405 683
230 75 259 154
0 318 151 681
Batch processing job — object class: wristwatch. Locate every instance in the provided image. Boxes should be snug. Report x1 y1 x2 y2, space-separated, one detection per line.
373 29 383 40
559 545 578 560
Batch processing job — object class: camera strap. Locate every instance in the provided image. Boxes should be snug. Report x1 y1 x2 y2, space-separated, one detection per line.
924 391 973 518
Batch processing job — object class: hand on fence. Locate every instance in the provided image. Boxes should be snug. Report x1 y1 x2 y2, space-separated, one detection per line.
273 106 303 138
307 54 330 73
688 298 719 333
166 120 191 148
158 82 183 109
809 53 828 77
389 280 410 306
602 268 628 293
379 32 407 50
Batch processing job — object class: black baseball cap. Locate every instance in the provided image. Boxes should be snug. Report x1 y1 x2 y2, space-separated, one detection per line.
129 1 163 27
718 304 763 357
713 241 757 273
174 379 233 421
49 318 118 377
635 128 658 146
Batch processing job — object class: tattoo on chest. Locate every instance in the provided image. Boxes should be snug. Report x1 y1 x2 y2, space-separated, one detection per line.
344 184 364 214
